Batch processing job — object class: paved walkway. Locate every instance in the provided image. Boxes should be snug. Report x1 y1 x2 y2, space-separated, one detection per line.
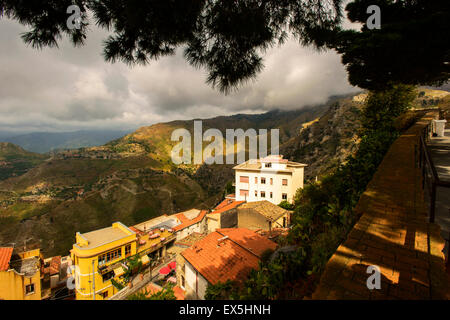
312 113 450 299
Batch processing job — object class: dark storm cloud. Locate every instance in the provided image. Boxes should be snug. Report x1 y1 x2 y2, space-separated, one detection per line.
0 17 359 132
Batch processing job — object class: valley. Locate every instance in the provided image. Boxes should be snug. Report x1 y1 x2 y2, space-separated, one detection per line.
0 89 446 257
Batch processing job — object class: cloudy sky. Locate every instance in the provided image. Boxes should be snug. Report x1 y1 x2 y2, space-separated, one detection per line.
0 16 360 134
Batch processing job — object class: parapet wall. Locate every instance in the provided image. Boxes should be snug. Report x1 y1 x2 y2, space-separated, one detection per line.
312 112 450 299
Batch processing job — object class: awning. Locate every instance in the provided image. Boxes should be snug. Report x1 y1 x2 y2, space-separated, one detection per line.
159 266 171 275
168 261 176 270
113 267 124 277
140 255 150 266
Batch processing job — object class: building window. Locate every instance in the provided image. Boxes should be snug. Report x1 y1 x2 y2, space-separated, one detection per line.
260 191 266 198
255 190 258 197
266 163 272 168
25 284 35 295
255 177 258 184
102 271 115 282
98 248 122 266
125 244 131 257
270 192 273 198
239 189 249 197
101 291 109 299
270 178 273 185
261 177 266 184
240 176 249 183
181 275 185 289
282 179 288 186
282 193 287 200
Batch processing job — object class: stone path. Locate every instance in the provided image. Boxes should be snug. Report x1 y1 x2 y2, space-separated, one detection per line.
312 113 450 299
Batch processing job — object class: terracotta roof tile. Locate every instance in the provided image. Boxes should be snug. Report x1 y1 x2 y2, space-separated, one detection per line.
239 200 290 221
0 247 13 272
217 228 278 257
173 286 185 300
212 200 245 214
172 210 208 232
181 228 277 285
49 256 61 276
129 226 144 235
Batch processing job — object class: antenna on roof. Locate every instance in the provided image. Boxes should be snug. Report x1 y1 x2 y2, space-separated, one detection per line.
217 236 229 247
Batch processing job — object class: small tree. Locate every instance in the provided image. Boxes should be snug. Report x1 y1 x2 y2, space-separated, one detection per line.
127 284 176 300
205 280 239 300
278 200 294 210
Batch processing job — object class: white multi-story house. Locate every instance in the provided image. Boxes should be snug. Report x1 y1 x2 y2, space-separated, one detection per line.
233 155 307 204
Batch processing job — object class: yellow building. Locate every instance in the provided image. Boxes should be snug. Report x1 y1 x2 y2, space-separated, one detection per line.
71 221 177 300
0 248 42 300
71 222 137 300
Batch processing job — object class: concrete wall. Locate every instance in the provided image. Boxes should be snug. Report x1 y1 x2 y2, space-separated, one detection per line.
220 209 238 228
237 207 270 231
183 260 209 300
0 268 42 300
206 214 220 233
175 219 207 241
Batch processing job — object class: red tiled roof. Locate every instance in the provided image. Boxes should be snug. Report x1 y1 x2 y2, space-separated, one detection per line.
50 256 61 275
172 210 208 232
181 228 277 285
212 200 245 214
173 286 185 300
216 228 278 257
0 247 13 272
129 226 144 235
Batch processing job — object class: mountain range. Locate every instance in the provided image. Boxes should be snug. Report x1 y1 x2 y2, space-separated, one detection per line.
1 88 447 257
0 130 133 153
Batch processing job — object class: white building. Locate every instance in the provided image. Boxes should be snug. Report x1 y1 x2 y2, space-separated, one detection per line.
233 155 307 204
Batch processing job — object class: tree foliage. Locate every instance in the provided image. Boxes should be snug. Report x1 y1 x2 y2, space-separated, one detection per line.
1 1 448 92
328 0 450 90
278 200 294 210
205 280 240 300
127 283 176 300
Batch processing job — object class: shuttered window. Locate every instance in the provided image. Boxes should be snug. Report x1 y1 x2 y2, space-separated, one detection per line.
240 176 249 183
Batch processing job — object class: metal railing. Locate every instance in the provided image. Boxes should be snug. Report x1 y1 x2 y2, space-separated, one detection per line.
417 123 450 269
418 124 450 223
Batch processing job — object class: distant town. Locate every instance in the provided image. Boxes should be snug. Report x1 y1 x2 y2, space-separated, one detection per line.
0 155 305 300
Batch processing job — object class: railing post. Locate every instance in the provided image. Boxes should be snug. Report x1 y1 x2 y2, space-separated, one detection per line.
415 144 418 169
422 157 426 190
430 182 436 223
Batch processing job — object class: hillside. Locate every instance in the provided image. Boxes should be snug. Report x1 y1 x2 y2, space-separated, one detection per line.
281 95 363 180
0 143 49 180
2 89 444 257
0 101 336 257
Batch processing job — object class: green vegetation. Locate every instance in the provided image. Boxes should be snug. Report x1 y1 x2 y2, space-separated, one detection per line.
0 142 49 180
110 278 125 291
127 284 176 300
205 280 239 300
278 201 294 210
